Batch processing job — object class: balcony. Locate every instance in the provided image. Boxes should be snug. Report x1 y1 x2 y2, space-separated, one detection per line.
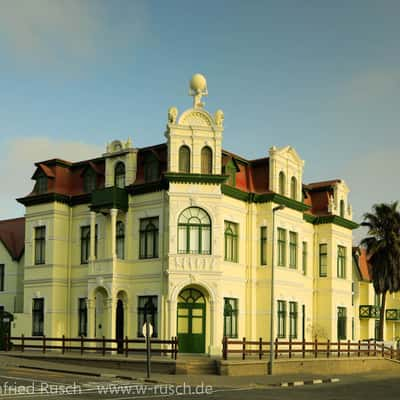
386 309 400 321
91 186 128 212
359 305 380 319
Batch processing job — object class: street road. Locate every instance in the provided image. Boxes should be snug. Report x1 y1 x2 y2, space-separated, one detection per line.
0 365 398 399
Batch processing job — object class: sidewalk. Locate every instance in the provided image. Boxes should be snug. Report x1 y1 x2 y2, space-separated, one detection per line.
0 353 342 388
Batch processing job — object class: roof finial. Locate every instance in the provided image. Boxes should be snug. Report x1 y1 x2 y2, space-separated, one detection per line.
189 73 208 108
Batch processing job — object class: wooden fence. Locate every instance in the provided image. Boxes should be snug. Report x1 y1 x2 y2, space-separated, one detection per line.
4 335 178 359
222 336 399 361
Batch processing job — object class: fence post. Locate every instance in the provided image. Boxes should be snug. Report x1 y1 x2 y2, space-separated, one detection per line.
259 337 263 360
374 340 377 356
302 337 305 358
327 339 330 358
43 335 46 354
242 337 246 360
175 336 178 360
390 345 394 359
314 337 318 358
80 336 84 355
4 335 8 352
125 336 128 357
289 337 292 359
274 338 278 359
347 340 350 357
338 339 340 358
382 343 385 358
62 335 65 354
102 336 106 356
222 336 228 360
21 334 24 352
367 339 370 356
358 340 361 357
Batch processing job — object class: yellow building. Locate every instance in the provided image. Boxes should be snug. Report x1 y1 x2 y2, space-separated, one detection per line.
2 73 395 354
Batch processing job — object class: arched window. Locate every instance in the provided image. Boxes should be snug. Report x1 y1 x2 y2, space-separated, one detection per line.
114 162 125 188
116 221 125 259
201 146 212 174
144 153 159 182
179 146 191 173
279 171 286 195
83 169 96 192
290 176 297 200
340 200 345 218
224 221 238 262
35 172 48 194
178 207 211 254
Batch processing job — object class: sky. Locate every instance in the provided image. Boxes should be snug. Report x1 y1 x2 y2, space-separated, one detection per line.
0 0 399 244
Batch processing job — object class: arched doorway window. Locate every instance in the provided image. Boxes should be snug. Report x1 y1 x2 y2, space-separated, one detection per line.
201 146 212 174
115 162 126 188
178 207 211 254
179 146 191 173
177 288 206 353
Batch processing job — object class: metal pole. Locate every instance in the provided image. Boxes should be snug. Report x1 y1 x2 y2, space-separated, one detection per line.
146 320 151 379
268 205 284 375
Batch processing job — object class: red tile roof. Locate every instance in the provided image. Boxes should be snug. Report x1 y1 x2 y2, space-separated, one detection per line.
0 217 25 260
353 247 371 282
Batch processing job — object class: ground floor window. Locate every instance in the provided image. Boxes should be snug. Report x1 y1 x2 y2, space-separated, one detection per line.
277 300 286 338
137 296 158 338
32 298 44 336
289 301 298 339
337 307 346 340
374 319 380 340
223 298 238 338
78 298 87 337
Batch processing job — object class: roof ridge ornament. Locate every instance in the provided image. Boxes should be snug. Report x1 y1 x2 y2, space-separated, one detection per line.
189 73 208 108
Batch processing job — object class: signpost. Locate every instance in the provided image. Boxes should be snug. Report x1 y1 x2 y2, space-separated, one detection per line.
142 321 153 379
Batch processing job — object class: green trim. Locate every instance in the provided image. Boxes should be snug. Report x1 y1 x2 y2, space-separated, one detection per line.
91 187 128 212
126 180 168 195
303 214 316 224
314 215 359 230
17 193 70 206
221 185 251 202
164 172 228 185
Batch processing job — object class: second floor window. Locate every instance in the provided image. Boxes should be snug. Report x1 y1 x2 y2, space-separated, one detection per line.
337 245 346 278
80 225 98 264
179 146 190 173
277 228 286 266
178 207 211 255
139 217 159 259
116 221 125 259
224 221 238 262
0 264 4 291
289 231 298 269
35 226 46 265
319 244 328 277
260 226 267 265
114 162 126 188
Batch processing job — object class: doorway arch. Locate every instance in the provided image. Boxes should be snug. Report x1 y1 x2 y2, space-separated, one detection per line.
177 287 206 353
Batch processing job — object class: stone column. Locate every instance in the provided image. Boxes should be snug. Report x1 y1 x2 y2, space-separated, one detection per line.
89 211 96 261
110 209 118 259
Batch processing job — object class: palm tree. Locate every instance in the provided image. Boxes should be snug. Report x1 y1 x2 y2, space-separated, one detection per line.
361 202 400 341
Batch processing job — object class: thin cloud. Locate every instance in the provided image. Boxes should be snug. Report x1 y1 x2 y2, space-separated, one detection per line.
0 0 149 67
0 137 103 218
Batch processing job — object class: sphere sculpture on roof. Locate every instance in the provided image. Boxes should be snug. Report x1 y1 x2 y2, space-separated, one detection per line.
189 73 208 108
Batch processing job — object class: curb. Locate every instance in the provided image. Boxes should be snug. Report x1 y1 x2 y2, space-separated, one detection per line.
273 377 340 387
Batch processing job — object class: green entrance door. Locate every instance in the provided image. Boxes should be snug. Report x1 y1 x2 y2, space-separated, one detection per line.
177 288 206 353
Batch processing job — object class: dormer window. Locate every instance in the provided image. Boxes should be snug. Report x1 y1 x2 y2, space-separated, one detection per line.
201 146 212 174
290 176 297 200
35 173 47 194
144 153 159 182
83 169 96 193
114 162 125 188
179 146 190 173
279 171 286 196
